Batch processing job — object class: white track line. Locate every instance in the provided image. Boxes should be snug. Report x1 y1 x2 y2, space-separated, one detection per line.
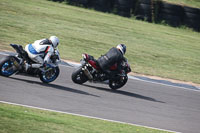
128 76 200 92
0 100 180 133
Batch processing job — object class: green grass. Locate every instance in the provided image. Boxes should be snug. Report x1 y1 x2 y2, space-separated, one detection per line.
0 0 200 84
0 103 172 133
163 0 200 8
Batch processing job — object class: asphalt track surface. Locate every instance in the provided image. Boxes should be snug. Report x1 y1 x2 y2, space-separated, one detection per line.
0 54 200 133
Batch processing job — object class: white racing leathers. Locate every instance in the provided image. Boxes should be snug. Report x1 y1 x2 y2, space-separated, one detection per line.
25 38 55 68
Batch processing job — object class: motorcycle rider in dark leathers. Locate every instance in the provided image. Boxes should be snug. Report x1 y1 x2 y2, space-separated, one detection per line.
97 44 127 77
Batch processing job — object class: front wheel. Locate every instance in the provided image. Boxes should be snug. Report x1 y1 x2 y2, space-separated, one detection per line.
0 56 19 77
109 75 128 90
39 66 60 83
71 66 88 84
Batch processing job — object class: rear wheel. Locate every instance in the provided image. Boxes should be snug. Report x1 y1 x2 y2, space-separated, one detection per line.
71 66 88 84
0 56 19 77
109 75 128 90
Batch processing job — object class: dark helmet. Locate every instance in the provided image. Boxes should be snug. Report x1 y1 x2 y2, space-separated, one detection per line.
116 44 126 55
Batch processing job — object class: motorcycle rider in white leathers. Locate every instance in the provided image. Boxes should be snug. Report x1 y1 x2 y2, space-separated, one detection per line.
24 36 60 71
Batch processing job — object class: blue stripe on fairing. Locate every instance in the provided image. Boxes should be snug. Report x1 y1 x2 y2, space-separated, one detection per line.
28 44 39 54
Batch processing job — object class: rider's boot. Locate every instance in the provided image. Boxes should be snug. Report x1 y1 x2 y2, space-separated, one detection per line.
24 63 31 71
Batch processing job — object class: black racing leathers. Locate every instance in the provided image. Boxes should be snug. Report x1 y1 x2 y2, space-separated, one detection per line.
97 47 125 74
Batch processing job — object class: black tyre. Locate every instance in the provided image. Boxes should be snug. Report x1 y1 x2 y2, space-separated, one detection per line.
0 56 19 77
160 7 184 16
139 0 152 5
71 66 88 84
135 3 152 22
117 0 131 16
158 13 181 26
184 19 200 31
87 0 95 7
184 12 200 20
160 2 183 11
158 2 184 20
136 3 152 16
136 14 152 22
67 0 78 4
79 0 88 4
183 6 200 14
94 0 111 12
118 0 131 7
109 75 128 90
117 11 131 17
39 66 60 83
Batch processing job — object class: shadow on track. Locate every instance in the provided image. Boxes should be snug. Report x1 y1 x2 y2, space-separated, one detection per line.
8 77 99 98
83 84 165 103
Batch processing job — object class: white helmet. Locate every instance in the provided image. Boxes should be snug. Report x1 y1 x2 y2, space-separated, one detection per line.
116 44 126 55
49 36 59 48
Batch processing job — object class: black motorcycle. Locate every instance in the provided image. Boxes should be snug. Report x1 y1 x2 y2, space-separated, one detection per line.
0 44 60 83
71 53 131 90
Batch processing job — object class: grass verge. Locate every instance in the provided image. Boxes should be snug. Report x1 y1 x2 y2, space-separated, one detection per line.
0 103 173 133
0 0 200 83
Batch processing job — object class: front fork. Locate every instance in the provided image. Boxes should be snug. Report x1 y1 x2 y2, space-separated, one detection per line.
82 64 93 80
